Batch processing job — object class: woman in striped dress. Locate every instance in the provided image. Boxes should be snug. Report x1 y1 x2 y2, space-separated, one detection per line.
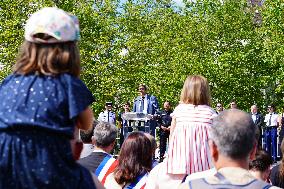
167 75 216 175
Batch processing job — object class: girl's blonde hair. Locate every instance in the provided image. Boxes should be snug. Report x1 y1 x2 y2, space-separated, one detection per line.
180 75 211 106
13 40 80 77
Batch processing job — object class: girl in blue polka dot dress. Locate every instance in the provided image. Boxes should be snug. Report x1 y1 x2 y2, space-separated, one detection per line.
0 7 97 189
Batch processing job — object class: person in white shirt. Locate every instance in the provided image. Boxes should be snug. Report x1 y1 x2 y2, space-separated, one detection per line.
98 102 116 125
264 104 279 162
79 120 99 158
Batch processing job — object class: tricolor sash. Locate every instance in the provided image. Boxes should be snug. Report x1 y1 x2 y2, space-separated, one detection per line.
95 154 118 185
124 173 148 189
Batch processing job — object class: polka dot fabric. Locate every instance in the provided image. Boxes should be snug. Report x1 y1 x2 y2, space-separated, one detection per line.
0 73 95 188
0 130 95 188
0 73 94 137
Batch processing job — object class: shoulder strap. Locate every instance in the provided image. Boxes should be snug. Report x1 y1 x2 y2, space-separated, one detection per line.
214 172 231 184
247 180 272 189
124 173 148 189
188 172 272 189
181 174 188 183
95 154 112 176
95 154 117 184
188 178 213 189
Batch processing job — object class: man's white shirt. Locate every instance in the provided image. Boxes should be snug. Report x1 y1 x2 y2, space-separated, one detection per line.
264 113 278 127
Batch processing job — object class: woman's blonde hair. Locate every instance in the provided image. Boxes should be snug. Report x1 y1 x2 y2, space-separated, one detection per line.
13 40 80 77
180 75 211 106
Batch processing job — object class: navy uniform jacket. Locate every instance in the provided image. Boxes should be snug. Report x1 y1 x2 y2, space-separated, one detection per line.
158 109 173 136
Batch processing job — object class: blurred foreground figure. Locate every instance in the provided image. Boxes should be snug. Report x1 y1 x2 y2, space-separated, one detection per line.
179 109 279 189
0 7 96 188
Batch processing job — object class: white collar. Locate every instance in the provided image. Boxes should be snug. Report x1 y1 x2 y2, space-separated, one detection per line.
142 94 148 99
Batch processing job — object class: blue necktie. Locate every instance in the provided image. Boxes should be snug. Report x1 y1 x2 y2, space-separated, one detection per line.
107 111 110 122
268 114 272 126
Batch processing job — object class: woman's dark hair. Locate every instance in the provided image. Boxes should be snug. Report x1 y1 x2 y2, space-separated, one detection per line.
114 132 152 185
279 140 284 177
249 150 273 172
124 101 131 106
14 40 80 77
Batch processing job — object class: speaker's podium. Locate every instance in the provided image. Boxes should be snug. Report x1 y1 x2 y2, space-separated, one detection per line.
122 112 153 134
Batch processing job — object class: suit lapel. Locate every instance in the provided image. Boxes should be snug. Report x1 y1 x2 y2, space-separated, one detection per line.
255 113 261 124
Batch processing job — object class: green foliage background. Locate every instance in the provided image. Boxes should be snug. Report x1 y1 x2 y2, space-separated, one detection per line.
0 0 283 116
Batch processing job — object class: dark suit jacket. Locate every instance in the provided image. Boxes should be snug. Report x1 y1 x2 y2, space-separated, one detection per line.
78 151 110 172
133 94 159 115
251 112 264 129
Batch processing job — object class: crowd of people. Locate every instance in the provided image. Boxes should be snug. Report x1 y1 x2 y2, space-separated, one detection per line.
2 7 284 189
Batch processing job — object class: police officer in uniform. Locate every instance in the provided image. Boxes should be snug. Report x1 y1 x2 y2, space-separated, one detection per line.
264 104 279 162
157 101 172 162
98 102 116 125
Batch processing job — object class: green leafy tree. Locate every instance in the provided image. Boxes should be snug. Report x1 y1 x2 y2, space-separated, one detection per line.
1 0 283 116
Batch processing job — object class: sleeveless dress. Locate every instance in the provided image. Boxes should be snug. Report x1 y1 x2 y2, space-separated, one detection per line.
0 73 96 189
167 104 216 174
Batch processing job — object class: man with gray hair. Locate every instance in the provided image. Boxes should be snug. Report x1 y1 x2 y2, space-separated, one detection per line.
250 104 264 149
179 109 279 189
78 122 118 186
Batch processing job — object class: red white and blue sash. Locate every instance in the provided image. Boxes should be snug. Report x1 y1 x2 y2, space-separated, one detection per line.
95 154 118 185
124 173 148 189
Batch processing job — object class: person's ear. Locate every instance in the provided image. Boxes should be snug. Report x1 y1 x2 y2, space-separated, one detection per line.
91 136 96 145
209 139 218 160
111 140 116 148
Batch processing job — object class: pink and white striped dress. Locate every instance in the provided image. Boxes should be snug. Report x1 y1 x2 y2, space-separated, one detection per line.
167 104 216 174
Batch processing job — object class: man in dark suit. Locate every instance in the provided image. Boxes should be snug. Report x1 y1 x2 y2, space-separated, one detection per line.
133 84 159 136
78 122 118 186
250 104 264 149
